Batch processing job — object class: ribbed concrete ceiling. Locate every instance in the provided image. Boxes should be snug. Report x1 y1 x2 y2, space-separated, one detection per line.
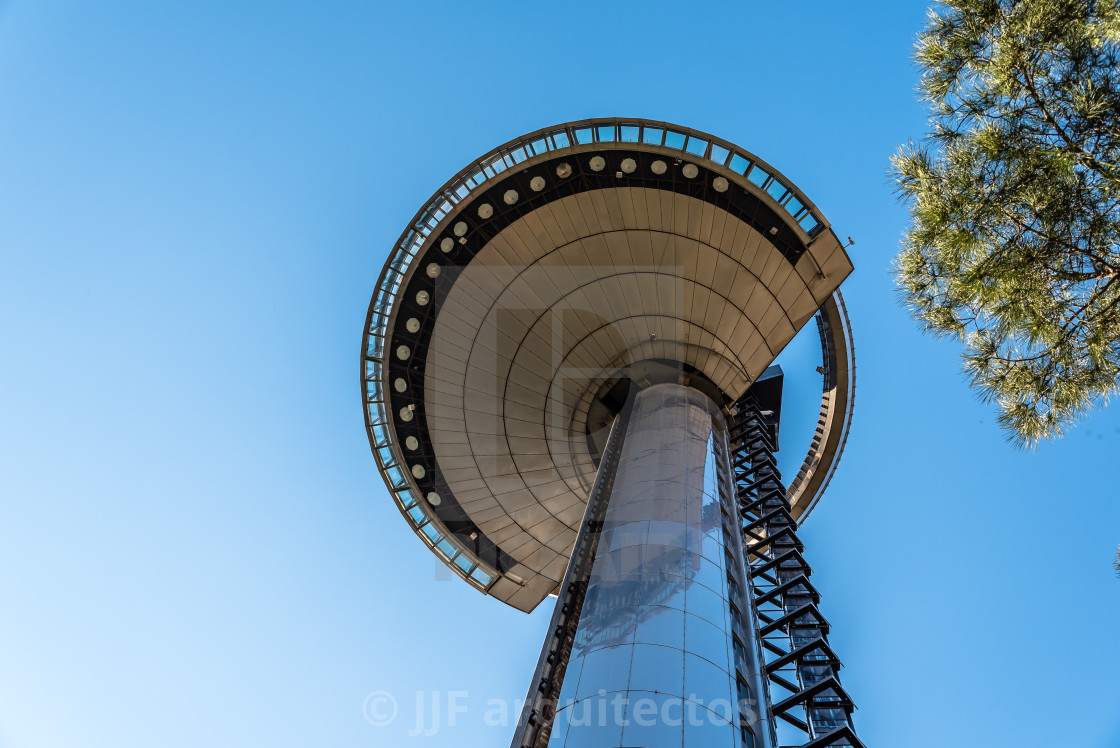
414 184 849 611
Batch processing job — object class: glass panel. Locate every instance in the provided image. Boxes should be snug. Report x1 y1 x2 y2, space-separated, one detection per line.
436 538 457 558
562 701 624 748
686 582 725 627
693 556 725 593
396 490 416 510
621 694 684 748
701 528 724 564
686 614 730 671
799 663 832 685
575 644 633 699
647 520 687 549
709 144 730 165
608 521 650 552
370 423 390 448
385 465 407 489
732 638 746 669
766 178 789 202
791 627 820 649
809 706 849 733
574 127 595 145
799 213 821 233
633 606 685 650
664 130 687 150
747 166 769 188
729 605 743 635
636 572 687 612
557 652 584 708
728 153 751 175
574 592 637 653
684 718 735 748
642 127 664 145
465 166 485 187
420 523 441 544
629 643 684 696
596 125 615 142
736 678 751 709
470 567 492 585
685 136 708 156
620 125 640 142
645 499 681 524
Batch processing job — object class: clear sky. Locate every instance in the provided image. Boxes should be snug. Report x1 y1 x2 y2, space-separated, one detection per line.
1 2 1118 747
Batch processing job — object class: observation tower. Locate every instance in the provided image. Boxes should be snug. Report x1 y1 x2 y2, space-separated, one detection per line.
362 119 862 748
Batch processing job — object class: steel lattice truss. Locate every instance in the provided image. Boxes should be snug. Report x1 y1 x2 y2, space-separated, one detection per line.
731 397 864 748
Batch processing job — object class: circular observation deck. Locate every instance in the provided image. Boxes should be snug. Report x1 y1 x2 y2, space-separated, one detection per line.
361 119 854 612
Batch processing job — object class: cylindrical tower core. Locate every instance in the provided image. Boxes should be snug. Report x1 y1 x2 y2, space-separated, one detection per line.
547 383 773 748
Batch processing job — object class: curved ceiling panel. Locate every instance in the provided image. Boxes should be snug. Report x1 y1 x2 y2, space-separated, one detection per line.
423 189 849 608
361 119 854 613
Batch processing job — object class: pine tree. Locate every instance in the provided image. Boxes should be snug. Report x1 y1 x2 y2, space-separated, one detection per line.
892 0 1120 446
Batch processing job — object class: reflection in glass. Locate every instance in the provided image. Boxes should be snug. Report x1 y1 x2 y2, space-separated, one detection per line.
550 384 768 747
633 606 685 650
560 709 623 748
686 615 730 671
685 651 731 703
621 694 684 748
684 717 735 748
629 643 685 695
574 645 632 700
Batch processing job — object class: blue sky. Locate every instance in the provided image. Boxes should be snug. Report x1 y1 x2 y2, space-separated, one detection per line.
1 2 1118 747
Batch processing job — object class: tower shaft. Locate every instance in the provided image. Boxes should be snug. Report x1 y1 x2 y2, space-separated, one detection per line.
515 384 775 748
513 383 866 748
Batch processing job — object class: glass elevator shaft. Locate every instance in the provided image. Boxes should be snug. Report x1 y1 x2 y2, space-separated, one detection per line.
515 384 775 748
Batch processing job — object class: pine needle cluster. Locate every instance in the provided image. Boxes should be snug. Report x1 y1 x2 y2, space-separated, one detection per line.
892 0 1120 446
